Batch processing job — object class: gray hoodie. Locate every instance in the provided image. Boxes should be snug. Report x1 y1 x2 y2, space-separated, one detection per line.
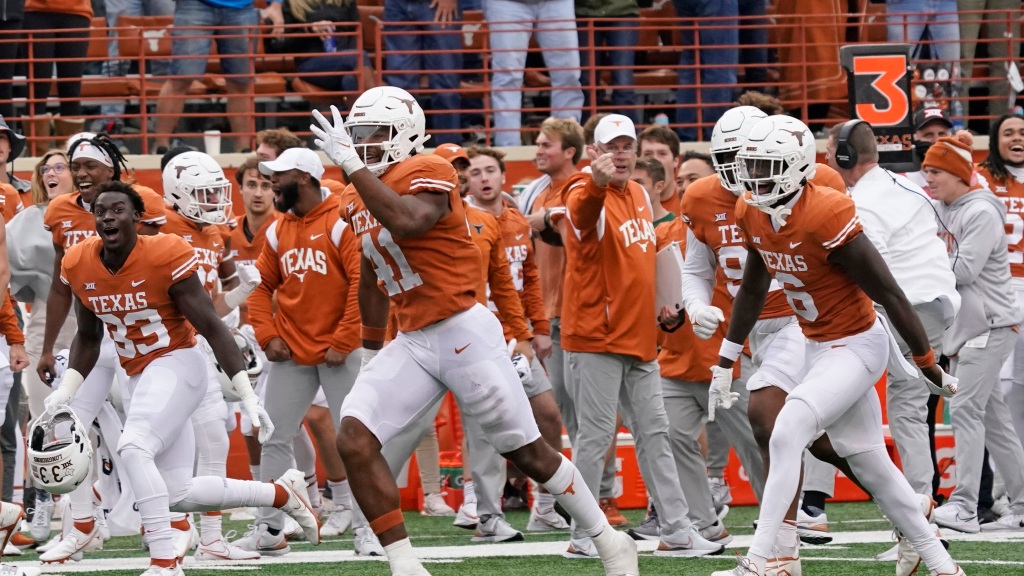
934 188 1022 354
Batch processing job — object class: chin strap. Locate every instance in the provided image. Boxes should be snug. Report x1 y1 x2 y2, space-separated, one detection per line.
765 204 792 228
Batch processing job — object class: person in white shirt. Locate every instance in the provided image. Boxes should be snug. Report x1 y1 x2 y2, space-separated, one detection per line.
827 119 961 502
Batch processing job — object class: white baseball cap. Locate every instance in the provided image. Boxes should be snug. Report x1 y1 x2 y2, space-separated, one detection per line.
593 114 637 145
259 147 325 181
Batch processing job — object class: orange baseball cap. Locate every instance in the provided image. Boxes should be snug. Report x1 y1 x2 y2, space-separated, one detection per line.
434 143 469 165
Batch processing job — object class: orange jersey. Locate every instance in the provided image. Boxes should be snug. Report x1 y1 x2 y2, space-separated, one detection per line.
494 201 549 336
0 292 24 345
680 175 791 319
562 173 658 362
60 234 199 376
466 203 531 343
976 166 1024 278
43 186 166 250
0 184 24 223
227 215 280 268
655 216 735 382
25 0 92 19
813 163 847 193
735 183 876 342
527 177 569 320
249 193 361 365
344 155 479 333
160 210 227 295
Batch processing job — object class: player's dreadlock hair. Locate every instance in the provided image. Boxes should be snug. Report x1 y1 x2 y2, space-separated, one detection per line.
67 133 131 182
980 114 1024 184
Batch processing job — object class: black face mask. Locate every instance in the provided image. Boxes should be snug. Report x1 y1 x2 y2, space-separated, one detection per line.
912 139 933 169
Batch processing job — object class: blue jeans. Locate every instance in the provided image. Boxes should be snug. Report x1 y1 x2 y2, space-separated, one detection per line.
483 0 582 147
383 0 462 145
170 0 257 80
297 52 360 94
886 0 960 63
737 0 767 87
578 19 639 124
672 0 739 142
102 0 175 116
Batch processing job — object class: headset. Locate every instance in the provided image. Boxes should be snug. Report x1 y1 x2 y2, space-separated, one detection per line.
834 119 867 170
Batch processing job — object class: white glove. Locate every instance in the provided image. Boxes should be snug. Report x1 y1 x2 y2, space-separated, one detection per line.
242 395 275 444
360 347 379 371
708 365 740 422
506 339 532 385
924 369 959 398
224 264 262 310
311 105 365 175
689 304 725 340
44 368 84 416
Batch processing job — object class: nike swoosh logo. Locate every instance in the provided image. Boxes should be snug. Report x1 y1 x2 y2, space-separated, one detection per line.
455 344 471 354
637 206 645 212
310 234 325 240
132 280 145 287
790 241 802 249
515 234 524 240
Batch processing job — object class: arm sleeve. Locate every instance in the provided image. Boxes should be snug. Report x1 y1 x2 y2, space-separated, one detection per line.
951 206 1006 286
489 231 531 342
247 235 282 350
0 292 24 345
681 227 717 311
330 226 362 354
520 244 550 335
565 178 608 234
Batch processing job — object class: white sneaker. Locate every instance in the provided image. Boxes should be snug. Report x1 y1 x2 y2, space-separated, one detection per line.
654 525 725 557
421 493 456 517
353 527 384 556
709 477 733 508
527 506 569 532
274 469 321 545
194 538 261 561
628 506 660 540
0 503 24 551
796 508 832 544
992 494 1011 518
876 541 900 562
471 516 524 543
0 564 42 576
30 497 53 542
768 544 801 576
933 502 980 534
36 534 62 554
700 520 734 545
319 506 352 537
710 557 763 576
94 506 110 542
231 523 290 557
138 564 184 576
172 520 198 562
563 536 600 559
453 502 478 529
282 516 303 540
929 565 966 576
2 543 20 556
230 507 258 522
593 528 639 576
979 512 1024 532
39 526 103 563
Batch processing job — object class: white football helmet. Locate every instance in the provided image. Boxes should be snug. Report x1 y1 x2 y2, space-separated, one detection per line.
28 407 93 495
162 151 233 225
345 86 430 176
210 329 263 402
737 115 816 210
711 106 768 195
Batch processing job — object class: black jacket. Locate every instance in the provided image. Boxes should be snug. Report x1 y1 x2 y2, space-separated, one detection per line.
264 2 359 60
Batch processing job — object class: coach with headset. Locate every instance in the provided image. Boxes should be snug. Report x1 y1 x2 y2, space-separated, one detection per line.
826 120 961 499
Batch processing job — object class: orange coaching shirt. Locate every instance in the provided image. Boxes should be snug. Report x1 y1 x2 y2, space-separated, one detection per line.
342 155 479 333
60 234 199 376
735 183 876 342
248 192 361 366
465 203 531 344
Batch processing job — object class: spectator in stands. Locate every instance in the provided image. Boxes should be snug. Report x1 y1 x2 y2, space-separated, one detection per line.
672 0 739 141
0 0 24 120
265 0 361 95
98 0 174 134
675 150 713 194
256 127 305 161
737 0 767 89
484 0 583 146
638 125 681 212
574 0 639 124
958 0 1018 122
382 0 462 146
886 0 962 125
153 0 258 153
22 0 92 155
774 1 846 131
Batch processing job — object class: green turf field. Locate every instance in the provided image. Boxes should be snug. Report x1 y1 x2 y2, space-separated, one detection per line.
15 503 1024 575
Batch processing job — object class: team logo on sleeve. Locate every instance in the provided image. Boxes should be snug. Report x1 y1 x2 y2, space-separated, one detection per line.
715 213 728 222
62 221 72 228
85 283 96 291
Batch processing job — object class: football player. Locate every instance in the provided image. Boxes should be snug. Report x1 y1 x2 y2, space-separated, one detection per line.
45 180 320 576
708 116 962 576
313 86 638 576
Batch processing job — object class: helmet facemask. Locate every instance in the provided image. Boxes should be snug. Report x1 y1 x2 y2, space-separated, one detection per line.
181 180 233 226
712 147 743 194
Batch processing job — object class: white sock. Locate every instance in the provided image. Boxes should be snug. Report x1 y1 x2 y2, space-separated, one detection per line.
778 520 798 549
329 480 352 509
384 537 423 574
305 472 322 509
249 464 260 483
541 453 605 537
531 480 556 511
199 513 222 545
463 481 476 505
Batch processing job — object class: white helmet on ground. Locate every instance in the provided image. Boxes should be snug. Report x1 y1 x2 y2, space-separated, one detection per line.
737 115 816 213
162 151 233 225
345 86 430 176
711 106 768 195
28 407 93 495
210 330 263 401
